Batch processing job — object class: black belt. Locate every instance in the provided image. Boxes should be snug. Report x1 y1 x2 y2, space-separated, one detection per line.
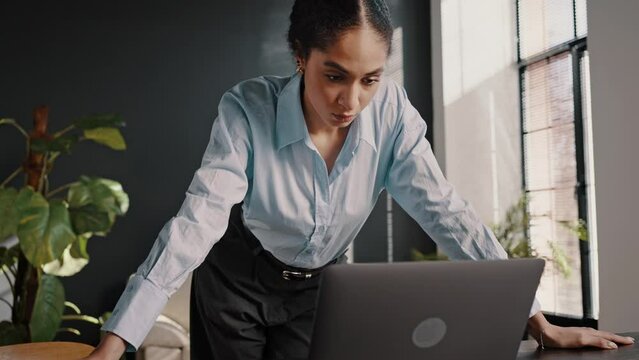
241 222 341 281
266 251 340 281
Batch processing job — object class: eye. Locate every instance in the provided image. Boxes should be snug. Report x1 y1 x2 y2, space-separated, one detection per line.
362 78 379 86
325 74 344 82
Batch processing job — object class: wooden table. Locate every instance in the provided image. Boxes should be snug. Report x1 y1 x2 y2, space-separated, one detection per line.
0 341 94 360
518 332 639 359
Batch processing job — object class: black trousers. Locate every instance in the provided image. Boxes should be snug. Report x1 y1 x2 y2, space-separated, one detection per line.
190 205 345 360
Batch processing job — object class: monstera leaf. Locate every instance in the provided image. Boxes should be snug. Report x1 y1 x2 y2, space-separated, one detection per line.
0 244 20 269
15 188 76 267
30 134 79 154
42 234 90 277
95 178 129 215
83 127 126 150
67 176 128 215
73 114 125 129
0 187 19 241
69 204 112 235
66 177 128 237
1 109 129 344
29 274 65 342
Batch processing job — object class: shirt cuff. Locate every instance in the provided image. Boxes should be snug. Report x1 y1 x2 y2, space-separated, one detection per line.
101 274 169 352
528 296 542 318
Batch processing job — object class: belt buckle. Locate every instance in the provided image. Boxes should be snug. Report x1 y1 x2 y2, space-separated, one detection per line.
282 270 313 281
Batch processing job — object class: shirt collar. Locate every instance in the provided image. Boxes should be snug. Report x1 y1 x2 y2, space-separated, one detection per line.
276 72 306 150
275 72 377 153
356 109 377 153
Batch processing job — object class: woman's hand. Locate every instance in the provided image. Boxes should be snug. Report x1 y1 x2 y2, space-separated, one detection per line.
540 325 635 349
79 332 127 360
528 312 635 350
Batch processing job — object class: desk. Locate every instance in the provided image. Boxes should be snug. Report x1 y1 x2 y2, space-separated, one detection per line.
0 341 94 360
517 332 639 359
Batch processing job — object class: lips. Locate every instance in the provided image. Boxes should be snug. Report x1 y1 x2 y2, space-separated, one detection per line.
332 113 356 122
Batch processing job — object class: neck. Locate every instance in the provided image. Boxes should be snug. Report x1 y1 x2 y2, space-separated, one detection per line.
305 117 349 138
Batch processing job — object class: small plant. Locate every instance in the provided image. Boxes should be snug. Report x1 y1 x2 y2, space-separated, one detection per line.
490 195 536 259
490 194 588 278
411 194 588 279
410 248 449 261
0 106 128 345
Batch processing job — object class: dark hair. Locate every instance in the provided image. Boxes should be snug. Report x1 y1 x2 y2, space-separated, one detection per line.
287 0 393 59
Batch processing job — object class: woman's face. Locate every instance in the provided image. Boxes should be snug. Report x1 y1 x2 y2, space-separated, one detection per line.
299 25 389 132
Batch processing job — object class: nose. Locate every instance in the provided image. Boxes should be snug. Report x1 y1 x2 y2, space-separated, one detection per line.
338 85 359 112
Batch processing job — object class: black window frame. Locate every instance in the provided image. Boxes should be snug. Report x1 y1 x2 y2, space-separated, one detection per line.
516 1 596 327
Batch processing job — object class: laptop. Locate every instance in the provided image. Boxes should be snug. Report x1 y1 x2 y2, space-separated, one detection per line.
308 258 544 360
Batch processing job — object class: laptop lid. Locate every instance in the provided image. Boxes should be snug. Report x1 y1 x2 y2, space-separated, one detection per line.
309 258 544 360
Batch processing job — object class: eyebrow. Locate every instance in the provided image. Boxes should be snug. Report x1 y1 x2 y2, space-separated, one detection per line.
323 61 384 76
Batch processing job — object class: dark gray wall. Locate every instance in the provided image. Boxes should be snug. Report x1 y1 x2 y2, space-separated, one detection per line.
1 0 433 346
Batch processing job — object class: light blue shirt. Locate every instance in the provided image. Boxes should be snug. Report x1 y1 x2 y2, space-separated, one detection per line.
102 72 540 351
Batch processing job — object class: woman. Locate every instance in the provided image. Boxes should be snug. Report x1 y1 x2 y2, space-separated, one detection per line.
86 0 634 359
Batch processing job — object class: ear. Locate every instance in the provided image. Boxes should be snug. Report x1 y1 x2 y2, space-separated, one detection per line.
293 40 308 65
295 55 306 67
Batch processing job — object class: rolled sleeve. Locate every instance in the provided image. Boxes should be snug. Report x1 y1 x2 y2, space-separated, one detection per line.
101 275 169 351
385 94 542 318
100 91 252 351
529 296 542 318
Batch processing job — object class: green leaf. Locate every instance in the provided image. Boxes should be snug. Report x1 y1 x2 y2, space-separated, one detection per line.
510 240 534 259
67 177 117 212
0 187 19 241
0 244 20 268
558 219 589 241
95 178 129 215
42 231 91 277
42 241 89 277
29 138 49 153
548 241 572 278
73 114 125 129
29 134 79 154
69 204 112 234
69 234 90 260
16 189 76 267
67 176 128 216
0 321 29 346
98 311 113 326
83 127 126 150
50 134 79 153
42 233 90 277
410 248 448 261
0 247 8 267
29 274 65 342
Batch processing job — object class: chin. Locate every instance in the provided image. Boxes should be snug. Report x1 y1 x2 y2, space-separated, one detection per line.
327 119 354 129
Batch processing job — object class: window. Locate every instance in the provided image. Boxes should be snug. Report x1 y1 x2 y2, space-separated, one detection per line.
517 0 596 321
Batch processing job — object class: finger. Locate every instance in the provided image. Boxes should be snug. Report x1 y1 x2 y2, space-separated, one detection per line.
593 330 635 345
585 335 619 350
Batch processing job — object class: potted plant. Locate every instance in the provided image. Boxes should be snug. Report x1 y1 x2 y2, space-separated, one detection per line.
412 194 588 279
0 105 128 345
